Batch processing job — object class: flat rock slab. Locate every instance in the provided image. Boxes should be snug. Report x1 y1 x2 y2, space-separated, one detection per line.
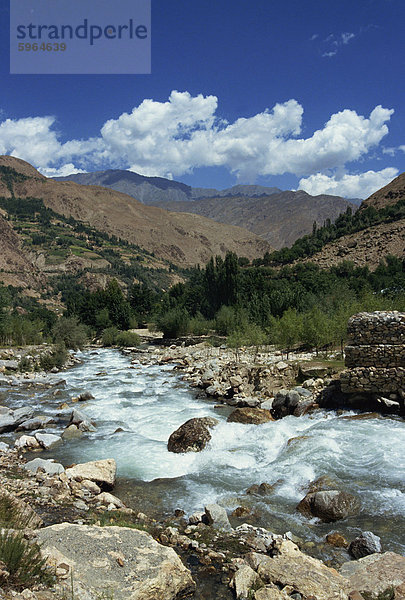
36 523 195 600
340 552 405 600
65 459 116 490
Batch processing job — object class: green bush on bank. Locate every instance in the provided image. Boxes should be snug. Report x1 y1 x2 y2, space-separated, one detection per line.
39 343 68 371
156 307 190 338
115 330 141 347
101 327 140 347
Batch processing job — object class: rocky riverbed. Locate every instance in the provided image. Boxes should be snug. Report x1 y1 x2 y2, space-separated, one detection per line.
0 340 404 599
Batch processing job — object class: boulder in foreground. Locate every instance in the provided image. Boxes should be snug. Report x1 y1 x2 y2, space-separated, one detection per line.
36 523 195 600
254 538 349 600
340 551 405 600
167 417 218 453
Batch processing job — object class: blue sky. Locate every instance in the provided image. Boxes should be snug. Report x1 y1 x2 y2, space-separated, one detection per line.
0 0 404 198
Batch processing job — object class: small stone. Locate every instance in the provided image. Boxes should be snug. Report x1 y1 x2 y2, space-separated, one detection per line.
204 504 232 531
349 531 382 559
326 532 348 548
35 432 62 449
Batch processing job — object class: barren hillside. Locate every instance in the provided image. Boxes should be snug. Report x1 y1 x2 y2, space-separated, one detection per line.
0 157 273 266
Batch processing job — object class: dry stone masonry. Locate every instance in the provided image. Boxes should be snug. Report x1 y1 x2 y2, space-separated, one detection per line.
340 312 405 407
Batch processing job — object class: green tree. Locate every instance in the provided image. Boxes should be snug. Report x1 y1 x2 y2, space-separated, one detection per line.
276 308 303 358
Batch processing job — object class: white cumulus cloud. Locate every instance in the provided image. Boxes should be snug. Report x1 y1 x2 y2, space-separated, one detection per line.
298 168 399 199
0 92 397 188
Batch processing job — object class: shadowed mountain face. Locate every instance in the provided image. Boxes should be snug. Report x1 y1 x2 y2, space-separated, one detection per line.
0 156 273 267
152 192 357 250
54 169 356 249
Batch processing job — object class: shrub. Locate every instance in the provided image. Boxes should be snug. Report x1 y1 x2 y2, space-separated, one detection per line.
215 305 238 336
188 312 212 336
115 330 140 347
101 326 119 346
39 343 68 370
156 308 190 338
0 493 37 530
215 305 249 336
18 356 32 373
52 316 88 350
0 530 54 590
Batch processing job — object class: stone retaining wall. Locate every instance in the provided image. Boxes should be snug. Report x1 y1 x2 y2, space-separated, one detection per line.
345 344 405 368
340 311 405 400
340 366 405 395
347 311 405 346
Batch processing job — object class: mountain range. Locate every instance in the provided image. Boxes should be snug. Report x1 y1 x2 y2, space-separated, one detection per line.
55 169 282 204
55 169 358 249
0 156 272 292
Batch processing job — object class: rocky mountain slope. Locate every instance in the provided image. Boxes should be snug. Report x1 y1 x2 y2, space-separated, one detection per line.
55 169 356 249
0 212 43 291
296 172 405 270
0 157 272 268
153 191 356 249
360 171 405 210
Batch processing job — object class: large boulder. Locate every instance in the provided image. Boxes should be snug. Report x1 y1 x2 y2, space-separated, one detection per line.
230 563 262 600
24 457 64 476
35 432 62 450
167 417 218 453
227 407 274 425
340 552 405 600
17 415 55 431
65 459 116 490
254 539 349 600
297 490 360 522
36 523 195 600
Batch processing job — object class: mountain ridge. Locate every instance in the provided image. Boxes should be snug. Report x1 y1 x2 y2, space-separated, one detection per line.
54 168 357 249
0 156 272 269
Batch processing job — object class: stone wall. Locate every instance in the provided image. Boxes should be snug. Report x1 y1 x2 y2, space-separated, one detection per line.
340 311 405 400
340 366 405 395
347 311 405 346
345 344 405 368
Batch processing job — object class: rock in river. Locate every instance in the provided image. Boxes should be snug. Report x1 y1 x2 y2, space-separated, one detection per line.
167 417 218 453
36 523 195 600
227 407 274 425
297 490 360 522
349 531 382 559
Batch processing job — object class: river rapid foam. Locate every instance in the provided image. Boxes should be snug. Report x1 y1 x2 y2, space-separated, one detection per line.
2 348 405 555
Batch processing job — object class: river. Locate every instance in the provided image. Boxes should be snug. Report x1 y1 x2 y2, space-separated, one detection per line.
1 348 405 560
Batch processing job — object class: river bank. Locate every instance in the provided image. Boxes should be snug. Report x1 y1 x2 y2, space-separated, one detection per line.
0 341 405 599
